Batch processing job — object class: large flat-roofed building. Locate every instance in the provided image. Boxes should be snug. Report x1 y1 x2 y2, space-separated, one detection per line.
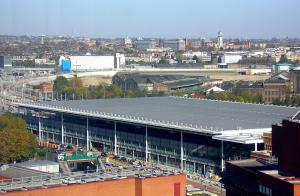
15 97 299 175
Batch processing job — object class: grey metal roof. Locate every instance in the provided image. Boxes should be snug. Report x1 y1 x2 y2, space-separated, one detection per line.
0 165 50 179
14 160 58 168
17 97 299 134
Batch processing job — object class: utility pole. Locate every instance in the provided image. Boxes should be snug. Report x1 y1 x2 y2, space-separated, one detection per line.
103 85 106 99
85 88 88 99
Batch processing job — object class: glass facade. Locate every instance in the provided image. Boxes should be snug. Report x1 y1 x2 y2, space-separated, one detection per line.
22 108 257 175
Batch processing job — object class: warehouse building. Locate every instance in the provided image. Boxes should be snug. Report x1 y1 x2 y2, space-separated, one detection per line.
59 53 125 72
15 97 299 175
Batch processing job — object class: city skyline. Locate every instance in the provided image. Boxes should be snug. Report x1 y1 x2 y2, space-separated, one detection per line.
0 0 300 39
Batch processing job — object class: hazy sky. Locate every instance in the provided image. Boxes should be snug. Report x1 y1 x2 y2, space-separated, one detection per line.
1 0 299 38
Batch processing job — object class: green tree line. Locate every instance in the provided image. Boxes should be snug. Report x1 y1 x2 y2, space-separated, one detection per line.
53 76 165 100
272 95 300 107
206 91 262 103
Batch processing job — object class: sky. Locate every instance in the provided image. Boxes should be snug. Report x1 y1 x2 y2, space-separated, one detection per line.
0 0 299 39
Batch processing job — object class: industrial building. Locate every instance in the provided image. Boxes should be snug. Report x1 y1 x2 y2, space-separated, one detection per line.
15 97 299 175
59 53 125 72
112 74 204 93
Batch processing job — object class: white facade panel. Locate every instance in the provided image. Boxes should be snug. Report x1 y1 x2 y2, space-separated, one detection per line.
29 164 59 173
70 56 115 71
224 55 242 64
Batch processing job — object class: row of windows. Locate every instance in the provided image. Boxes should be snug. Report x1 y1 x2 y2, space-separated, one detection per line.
264 90 286 96
259 184 272 196
26 112 251 164
265 144 272 151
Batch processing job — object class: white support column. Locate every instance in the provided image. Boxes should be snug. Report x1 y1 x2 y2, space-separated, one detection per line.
114 121 117 155
254 143 258 151
38 115 42 140
180 131 184 171
221 140 224 172
145 126 148 162
86 117 89 150
61 113 64 145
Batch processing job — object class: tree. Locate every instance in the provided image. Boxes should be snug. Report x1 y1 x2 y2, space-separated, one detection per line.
192 55 199 63
175 52 183 63
111 84 122 98
53 76 70 93
0 114 36 163
279 55 288 64
159 57 170 64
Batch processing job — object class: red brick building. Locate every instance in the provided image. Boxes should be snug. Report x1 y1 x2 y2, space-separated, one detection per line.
40 83 53 94
3 174 186 196
222 117 300 196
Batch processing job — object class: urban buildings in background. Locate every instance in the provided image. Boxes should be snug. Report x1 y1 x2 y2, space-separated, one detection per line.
1 29 300 196
1 31 300 74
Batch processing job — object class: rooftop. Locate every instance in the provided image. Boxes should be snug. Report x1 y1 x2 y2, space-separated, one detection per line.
227 159 300 185
14 160 58 168
229 159 267 168
0 165 49 179
16 97 299 135
0 166 183 193
260 170 300 184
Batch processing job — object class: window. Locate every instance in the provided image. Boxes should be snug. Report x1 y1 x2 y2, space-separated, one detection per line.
259 184 272 196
